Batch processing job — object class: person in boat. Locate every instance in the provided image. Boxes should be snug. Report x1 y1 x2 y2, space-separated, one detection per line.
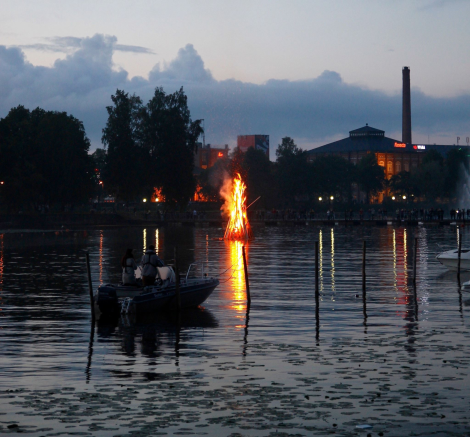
121 248 138 285
141 245 163 286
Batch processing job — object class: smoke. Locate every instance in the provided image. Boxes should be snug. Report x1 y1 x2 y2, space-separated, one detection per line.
219 173 233 220
457 164 470 208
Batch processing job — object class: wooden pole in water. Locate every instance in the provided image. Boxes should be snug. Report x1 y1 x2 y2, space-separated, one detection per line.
458 232 462 285
413 237 418 287
362 240 366 292
315 241 319 298
85 251 95 320
174 247 181 311
242 245 251 304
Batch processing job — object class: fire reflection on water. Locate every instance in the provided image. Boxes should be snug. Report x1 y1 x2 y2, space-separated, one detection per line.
224 240 247 317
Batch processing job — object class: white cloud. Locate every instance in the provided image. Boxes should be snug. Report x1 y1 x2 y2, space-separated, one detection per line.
1 34 469 160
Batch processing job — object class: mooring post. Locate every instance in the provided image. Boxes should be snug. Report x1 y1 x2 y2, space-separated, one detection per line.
242 245 251 304
85 251 95 320
315 241 319 298
362 240 366 292
174 247 181 311
458 232 462 285
413 237 418 287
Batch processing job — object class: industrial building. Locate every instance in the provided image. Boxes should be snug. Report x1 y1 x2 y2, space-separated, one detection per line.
194 143 229 170
237 135 269 156
306 67 464 202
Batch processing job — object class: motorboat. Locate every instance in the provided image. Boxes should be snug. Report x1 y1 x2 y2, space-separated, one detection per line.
436 248 470 271
94 264 219 315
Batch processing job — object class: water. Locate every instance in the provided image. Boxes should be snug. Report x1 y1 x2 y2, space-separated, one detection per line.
1 225 470 436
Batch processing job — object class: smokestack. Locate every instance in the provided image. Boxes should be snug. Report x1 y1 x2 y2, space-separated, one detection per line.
402 66 412 144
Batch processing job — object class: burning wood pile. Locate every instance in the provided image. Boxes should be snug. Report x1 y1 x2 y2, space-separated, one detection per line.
224 173 253 241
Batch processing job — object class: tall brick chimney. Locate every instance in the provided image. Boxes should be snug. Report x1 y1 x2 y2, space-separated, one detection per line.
402 66 412 144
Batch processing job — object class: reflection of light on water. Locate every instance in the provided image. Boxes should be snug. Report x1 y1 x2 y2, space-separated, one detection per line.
143 229 147 254
0 234 3 292
331 228 335 295
99 231 104 285
404 229 408 284
155 229 159 252
393 229 397 289
319 230 323 294
227 240 246 314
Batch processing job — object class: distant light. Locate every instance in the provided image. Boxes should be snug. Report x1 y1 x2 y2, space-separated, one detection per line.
330 196 334 200
403 195 407 199
143 198 147 203
0 181 3 185
319 197 322 201
218 152 224 157
99 181 103 185
392 196 396 200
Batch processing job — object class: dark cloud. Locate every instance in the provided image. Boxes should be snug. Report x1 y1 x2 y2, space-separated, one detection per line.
1 34 469 159
17 35 154 54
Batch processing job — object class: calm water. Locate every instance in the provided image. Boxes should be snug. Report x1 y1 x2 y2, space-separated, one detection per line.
1 225 470 436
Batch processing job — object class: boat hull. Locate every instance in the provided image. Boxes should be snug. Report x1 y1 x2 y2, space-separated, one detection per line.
95 278 219 315
436 249 470 271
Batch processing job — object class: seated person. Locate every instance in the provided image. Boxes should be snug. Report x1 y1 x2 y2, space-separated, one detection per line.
140 245 163 286
121 248 138 285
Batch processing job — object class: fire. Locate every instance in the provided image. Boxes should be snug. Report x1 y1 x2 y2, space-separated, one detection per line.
151 187 165 203
224 173 253 240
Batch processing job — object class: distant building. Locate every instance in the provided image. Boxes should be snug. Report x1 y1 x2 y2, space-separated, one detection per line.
194 144 229 170
237 135 269 156
306 124 463 202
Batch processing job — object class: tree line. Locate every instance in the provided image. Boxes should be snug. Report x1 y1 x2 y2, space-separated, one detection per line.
1 88 468 211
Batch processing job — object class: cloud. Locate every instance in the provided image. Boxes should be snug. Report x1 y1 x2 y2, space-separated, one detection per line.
0 34 469 159
16 35 154 54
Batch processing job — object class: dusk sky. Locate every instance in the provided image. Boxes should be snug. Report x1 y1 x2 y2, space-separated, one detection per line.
1 0 470 159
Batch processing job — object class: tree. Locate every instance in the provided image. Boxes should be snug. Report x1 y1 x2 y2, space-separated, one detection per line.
140 87 203 205
444 148 469 198
356 153 385 203
101 90 145 201
275 137 309 206
389 171 420 198
0 106 94 208
310 155 356 202
242 147 275 209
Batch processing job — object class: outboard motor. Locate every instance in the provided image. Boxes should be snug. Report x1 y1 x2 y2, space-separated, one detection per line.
95 285 119 314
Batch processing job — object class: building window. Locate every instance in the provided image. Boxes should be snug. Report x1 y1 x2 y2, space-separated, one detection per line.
404 162 409 172
387 162 393 173
396 161 401 172
379 161 385 167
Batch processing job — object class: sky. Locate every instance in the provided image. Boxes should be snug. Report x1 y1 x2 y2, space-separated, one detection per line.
1 0 470 160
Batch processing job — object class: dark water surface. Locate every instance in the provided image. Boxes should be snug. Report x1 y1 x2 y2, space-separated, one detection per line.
1 225 470 436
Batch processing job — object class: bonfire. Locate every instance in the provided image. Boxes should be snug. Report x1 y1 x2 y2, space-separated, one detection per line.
224 173 253 241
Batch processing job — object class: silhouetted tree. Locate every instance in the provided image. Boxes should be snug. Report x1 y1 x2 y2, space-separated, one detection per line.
140 87 203 205
0 106 94 208
356 153 385 203
101 90 146 201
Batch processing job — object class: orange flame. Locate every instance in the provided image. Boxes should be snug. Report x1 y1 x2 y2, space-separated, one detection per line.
224 173 253 240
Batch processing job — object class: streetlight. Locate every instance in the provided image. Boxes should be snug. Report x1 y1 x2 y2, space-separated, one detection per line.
392 196 396 200
143 198 147 203
330 196 334 200
318 197 322 201
402 195 407 200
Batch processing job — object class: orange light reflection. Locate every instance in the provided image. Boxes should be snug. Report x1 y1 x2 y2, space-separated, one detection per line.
224 240 247 315
99 231 104 285
0 234 3 292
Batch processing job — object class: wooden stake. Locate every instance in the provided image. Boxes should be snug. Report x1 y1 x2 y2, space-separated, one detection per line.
362 240 366 292
242 245 251 304
413 237 418 287
85 251 95 320
174 247 181 311
315 241 319 298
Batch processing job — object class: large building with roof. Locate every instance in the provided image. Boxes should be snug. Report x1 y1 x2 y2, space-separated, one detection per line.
306 124 463 202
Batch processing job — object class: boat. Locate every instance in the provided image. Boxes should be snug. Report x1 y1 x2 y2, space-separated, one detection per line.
94 264 219 315
436 248 470 271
